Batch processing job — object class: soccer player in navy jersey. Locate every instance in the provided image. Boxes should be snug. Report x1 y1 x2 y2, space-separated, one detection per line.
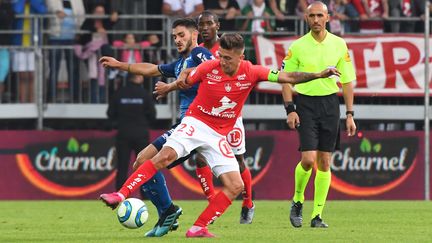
99 18 214 237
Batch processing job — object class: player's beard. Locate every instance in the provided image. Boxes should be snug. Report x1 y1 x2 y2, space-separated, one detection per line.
179 38 193 55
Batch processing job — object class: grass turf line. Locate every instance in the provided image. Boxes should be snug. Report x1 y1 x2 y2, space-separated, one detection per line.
1 200 431 242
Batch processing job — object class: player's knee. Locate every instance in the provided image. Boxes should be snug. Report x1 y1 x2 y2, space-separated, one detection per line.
227 179 244 196
301 158 314 170
152 148 177 169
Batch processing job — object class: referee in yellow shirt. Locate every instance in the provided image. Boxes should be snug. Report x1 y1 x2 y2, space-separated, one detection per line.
281 1 357 228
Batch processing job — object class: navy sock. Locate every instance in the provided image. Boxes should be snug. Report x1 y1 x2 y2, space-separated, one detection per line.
140 171 173 217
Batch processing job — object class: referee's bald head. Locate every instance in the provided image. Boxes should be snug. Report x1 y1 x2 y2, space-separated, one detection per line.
306 1 328 14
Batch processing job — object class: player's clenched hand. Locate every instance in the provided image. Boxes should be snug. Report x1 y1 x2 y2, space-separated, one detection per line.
176 78 191 90
153 81 170 100
319 67 341 79
99 56 120 68
287 112 300 130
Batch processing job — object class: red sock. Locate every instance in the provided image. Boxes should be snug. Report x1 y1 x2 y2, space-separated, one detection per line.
196 166 215 200
118 160 157 198
241 168 253 208
194 191 232 227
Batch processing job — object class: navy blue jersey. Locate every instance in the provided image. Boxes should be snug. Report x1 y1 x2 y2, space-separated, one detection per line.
158 46 214 118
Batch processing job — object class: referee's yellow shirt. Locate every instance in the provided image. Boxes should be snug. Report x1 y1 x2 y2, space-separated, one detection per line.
281 31 356 96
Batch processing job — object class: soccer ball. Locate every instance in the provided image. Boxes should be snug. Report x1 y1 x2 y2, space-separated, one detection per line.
117 198 149 229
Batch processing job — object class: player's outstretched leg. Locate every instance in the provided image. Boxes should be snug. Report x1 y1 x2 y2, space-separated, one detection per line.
186 171 242 238
99 192 125 210
99 160 160 209
186 191 232 238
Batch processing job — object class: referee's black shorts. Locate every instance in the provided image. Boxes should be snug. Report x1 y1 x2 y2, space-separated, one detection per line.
296 93 340 152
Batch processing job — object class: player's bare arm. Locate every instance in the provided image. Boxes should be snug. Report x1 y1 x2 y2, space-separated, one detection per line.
99 56 161 77
342 82 357 136
275 67 341 84
153 68 194 99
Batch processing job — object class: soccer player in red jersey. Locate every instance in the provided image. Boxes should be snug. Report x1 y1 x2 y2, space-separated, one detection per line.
101 33 339 238
197 10 255 224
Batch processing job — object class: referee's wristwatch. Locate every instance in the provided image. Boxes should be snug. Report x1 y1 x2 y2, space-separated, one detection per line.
346 111 354 117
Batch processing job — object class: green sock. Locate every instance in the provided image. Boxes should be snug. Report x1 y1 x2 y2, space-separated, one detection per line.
292 162 312 204
312 169 331 219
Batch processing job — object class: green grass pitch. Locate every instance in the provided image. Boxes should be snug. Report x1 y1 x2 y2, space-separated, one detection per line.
1 200 431 242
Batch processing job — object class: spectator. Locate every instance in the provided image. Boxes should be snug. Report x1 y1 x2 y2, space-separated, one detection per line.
204 0 241 31
352 0 389 34
107 73 156 192
75 4 118 103
162 0 204 18
112 34 159 87
329 0 350 35
46 0 85 103
268 0 299 32
11 0 47 103
0 0 14 102
240 0 275 63
387 0 417 33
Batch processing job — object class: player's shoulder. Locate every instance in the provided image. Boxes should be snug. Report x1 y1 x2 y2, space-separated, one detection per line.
239 60 257 73
191 46 212 55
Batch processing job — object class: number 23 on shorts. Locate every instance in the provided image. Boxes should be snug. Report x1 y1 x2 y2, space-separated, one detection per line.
177 123 195 136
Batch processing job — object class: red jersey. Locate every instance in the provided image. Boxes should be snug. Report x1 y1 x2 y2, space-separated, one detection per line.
186 59 270 135
199 42 220 58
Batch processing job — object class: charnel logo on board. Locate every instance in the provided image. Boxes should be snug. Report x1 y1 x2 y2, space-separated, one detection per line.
330 136 418 196
169 136 274 195
16 137 117 197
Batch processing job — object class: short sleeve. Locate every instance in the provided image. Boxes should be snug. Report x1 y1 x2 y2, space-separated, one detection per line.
188 62 209 85
336 41 356 84
158 60 177 78
281 47 299 72
191 46 214 64
250 65 271 83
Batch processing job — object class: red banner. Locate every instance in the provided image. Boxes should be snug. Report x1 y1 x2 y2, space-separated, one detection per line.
254 34 432 96
0 130 430 200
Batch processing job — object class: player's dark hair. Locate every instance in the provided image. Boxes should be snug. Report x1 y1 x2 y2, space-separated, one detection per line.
172 18 198 30
198 10 219 23
219 33 244 51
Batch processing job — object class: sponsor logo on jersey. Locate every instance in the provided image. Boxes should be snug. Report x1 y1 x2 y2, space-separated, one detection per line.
16 137 116 197
212 69 219 74
237 73 246 80
206 73 222 81
235 82 252 90
224 83 232 92
331 136 417 196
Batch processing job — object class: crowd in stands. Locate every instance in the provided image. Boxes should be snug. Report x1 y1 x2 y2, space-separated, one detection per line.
0 0 430 104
